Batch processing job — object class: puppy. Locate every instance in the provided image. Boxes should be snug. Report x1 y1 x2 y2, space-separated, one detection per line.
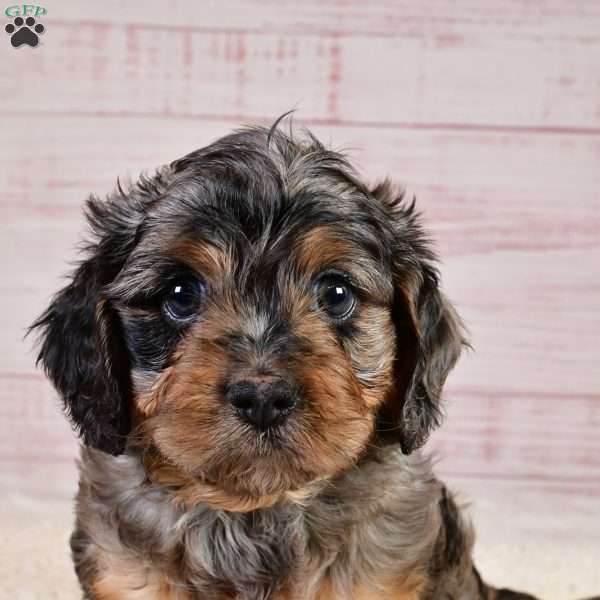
32 122 545 600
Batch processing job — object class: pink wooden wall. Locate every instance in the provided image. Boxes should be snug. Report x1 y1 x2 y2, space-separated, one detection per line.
1 1 599 593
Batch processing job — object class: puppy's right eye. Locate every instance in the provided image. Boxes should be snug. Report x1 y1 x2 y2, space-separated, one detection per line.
163 276 204 322
316 274 357 322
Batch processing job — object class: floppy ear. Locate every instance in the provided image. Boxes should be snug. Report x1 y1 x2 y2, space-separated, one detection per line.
30 180 158 455
373 181 466 454
395 270 465 453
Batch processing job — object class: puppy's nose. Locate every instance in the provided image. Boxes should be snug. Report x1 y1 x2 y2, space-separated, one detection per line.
225 378 297 429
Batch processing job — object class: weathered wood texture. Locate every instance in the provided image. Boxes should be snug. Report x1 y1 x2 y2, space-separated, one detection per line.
0 0 598 577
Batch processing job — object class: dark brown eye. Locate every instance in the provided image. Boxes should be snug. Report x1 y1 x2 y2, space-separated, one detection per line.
316 276 356 321
163 276 204 322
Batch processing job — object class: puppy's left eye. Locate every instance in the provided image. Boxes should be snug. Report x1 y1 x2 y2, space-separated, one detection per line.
163 276 204 322
316 276 357 321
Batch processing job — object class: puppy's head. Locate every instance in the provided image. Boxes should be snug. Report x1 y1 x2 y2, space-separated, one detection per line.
32 125 464 504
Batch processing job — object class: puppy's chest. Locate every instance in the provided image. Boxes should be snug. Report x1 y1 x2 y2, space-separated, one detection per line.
92 557 422 600
80 451 436 600
92 502 297 599
90 505 423 600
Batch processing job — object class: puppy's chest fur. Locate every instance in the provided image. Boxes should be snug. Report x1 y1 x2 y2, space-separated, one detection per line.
72 448 453 600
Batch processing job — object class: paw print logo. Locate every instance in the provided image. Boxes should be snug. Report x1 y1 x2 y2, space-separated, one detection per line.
5 16 45 48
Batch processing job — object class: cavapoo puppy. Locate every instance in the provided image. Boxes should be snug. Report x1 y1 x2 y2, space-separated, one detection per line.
33 122 549 600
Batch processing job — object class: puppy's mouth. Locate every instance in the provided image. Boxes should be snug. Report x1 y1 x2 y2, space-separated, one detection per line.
240 423 289 453
182 438 320 511
228 409 307 464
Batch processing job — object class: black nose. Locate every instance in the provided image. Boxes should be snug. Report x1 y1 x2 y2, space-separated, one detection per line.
225 378 297 429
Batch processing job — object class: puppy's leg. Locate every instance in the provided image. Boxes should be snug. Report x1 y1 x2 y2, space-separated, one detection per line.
70 527 99 600
71 527 194 600
429 486 542 600
472 567 538 600
490 590 538 600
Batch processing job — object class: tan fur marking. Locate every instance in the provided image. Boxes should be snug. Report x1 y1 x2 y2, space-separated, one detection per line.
92 557 424 600
144 447 326 512
91 563 191 600
134 361 179 417
312 572 426 600
292 226 389 299
349 304 396 410
294 226 358 274
291 311 373 475
169 240 234 284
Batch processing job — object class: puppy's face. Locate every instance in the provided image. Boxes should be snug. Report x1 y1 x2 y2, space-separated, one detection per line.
33 126 464 504
112 181 396 497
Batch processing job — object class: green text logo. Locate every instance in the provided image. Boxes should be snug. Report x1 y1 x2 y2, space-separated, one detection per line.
5 4 46 17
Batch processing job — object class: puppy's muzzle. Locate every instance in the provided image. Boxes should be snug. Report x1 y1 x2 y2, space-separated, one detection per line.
225 377 298 430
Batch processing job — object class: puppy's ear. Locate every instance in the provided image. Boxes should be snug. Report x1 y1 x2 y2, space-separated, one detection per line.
373 181 466 454
30 180 158 455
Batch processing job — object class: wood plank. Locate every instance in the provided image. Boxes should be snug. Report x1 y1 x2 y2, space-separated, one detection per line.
2 3 600 129
2 117 598 394
41 1 600 41
15 242 600 395
432 387 600 485
1 117 597 226
0 374 77 466
2 374 599 490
